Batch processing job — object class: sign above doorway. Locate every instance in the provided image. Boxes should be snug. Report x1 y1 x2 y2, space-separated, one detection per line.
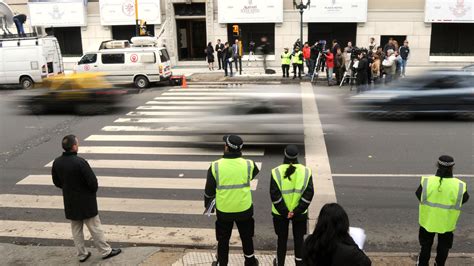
303 0 368 23
218 0 283 23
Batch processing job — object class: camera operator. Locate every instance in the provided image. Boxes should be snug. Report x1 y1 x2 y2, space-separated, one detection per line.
355 50 369 93
309 42 319 76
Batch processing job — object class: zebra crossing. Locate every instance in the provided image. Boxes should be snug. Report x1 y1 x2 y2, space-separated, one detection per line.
0 86 282 247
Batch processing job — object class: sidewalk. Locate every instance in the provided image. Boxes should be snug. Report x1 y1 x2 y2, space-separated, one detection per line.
2 243 473 265
172 65 460 84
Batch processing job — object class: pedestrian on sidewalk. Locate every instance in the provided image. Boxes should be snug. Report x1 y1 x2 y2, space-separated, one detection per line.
52 135 121 263
399 40 410 77
206 42 215 71
223 42 233 77
292 46 303 80
215 39 224 70
281 48 291 78
356 51 369 93
232 39 243 75
324 49 335 85
303 42 311 75
270 145 314 266
303 203 371 266
335 48 345 85
416 155 469 266
204 135 260 266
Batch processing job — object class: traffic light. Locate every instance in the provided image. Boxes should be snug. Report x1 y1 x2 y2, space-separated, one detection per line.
139 20 147 36
232 24 240 37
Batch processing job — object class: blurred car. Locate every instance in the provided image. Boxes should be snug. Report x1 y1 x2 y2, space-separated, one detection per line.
23 72 129 115
462 64 474 72
348 70 474 119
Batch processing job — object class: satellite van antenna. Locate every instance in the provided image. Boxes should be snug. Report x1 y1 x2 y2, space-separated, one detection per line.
0 2 14 35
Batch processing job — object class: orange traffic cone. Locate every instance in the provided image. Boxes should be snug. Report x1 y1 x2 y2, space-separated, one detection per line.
181 75 188 88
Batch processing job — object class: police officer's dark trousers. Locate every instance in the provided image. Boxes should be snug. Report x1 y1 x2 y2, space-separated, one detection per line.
293 64 302 79
281 65 289 77
216 218 256 266
273 216 307 266
418 226 453 266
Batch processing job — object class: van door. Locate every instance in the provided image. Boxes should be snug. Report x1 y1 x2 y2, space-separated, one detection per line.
101 53 126 82
158 49 172 78
77 53 98 73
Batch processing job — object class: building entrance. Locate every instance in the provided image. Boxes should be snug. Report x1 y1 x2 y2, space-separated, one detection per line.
308 23 357 49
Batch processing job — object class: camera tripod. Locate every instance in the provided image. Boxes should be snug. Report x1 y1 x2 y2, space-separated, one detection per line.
311 53 330 86
339 59 357 90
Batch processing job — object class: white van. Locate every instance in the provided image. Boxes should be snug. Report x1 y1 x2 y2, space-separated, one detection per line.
0 35 63 89
75 38 172 88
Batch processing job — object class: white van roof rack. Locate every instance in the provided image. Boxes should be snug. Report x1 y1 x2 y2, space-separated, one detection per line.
99 40 131 50
0 32 42 41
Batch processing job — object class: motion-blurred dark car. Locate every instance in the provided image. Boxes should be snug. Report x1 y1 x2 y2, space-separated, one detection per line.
23 73 129 115
349 71 474 119
462 64 474 72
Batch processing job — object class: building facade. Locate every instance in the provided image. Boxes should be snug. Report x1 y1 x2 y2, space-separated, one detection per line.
4 0 474 69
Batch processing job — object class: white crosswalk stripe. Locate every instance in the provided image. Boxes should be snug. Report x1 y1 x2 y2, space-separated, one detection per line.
0 85 280 247
153 96 233 101
127 111 211 116
17 175 260 190
0 220 241 247
45 159 263 171
78 146 264 156
146 101 234 105
0 194 204 215
136 105 221 110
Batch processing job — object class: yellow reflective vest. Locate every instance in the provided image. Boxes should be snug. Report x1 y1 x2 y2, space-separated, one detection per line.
211 158 254 213
271 164 311 215
281 52 291 65
292 51 303 65
419 176 466 233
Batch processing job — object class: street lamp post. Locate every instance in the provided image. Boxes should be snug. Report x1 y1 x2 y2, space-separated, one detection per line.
293 0 311 47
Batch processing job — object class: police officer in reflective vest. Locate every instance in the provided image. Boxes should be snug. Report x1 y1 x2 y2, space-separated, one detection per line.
204 135 260 266
416 155 469 266
270 145 314 266
292 46 304 80
281 48 291 78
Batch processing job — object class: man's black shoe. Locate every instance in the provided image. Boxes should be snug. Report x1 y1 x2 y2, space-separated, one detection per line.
103 248 122 260
79 252 91 263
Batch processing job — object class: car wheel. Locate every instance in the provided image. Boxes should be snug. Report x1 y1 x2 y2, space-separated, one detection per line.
30 103 45 114
134 76 150 89
76 104 107 116
455 112 474 120
20 76 34 90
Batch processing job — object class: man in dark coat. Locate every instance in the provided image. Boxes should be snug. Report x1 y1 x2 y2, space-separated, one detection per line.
355 52 369 93
52 135 121 262
215 39 224 70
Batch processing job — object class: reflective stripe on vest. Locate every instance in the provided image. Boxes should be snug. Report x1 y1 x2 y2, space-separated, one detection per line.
421 177 464 210
419 176 466 233
212 158 253 213
271 164 311 215
213 160 251 190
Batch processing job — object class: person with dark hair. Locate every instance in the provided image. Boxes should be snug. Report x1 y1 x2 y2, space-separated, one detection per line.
356 52 369 93
303 203 371 266
204 135 260 266
415 155 469 266
303 42 311 76
232 39 243 75
331 39 340 57
270 145 314 266
223 42 233 77
216 39 224 70
206 42 215 71
384 37 395 53
52 135 121 263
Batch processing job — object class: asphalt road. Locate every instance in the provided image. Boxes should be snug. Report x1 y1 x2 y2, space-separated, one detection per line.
314 84 474 252
0 82 473 253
